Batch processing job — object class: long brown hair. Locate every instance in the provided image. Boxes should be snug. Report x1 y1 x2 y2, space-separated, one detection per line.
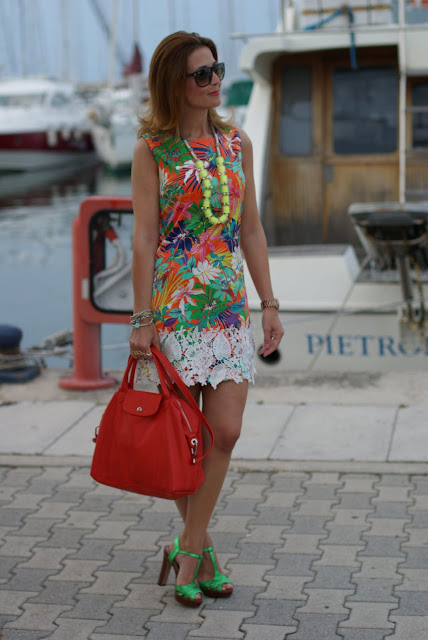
137 31 230 138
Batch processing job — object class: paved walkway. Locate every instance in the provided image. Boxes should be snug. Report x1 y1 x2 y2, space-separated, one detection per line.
0 368 428 639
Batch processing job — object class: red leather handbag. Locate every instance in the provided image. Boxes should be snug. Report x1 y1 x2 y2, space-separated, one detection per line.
91 347 214 499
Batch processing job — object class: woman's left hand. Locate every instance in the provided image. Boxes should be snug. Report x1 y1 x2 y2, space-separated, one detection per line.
259 309 284 357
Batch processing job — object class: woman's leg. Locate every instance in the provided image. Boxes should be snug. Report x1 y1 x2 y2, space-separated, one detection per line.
170 380 248 590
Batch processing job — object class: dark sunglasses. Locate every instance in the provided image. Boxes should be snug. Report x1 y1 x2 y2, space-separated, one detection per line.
186 62 225 87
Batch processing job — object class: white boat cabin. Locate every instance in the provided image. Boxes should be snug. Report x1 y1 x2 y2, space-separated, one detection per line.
239 0 428 246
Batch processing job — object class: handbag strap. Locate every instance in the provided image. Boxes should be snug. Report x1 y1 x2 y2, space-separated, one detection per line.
150 347 215 462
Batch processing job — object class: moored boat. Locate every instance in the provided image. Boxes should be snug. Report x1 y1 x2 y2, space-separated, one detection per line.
0 77 96 172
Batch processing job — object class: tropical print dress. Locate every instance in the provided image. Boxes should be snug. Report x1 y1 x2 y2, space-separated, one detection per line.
136 126 255 389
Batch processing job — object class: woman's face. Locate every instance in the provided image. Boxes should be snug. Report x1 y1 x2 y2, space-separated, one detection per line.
184 46 222 111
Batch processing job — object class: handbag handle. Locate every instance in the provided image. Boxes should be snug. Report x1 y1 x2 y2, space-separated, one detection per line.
124 349 214 463
150 347 215 463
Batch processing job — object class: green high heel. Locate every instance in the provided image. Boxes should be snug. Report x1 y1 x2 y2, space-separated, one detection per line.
198 546 233 598
157 537 203 607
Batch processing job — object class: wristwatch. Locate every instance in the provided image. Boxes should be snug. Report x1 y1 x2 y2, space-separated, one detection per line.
260 298 280 311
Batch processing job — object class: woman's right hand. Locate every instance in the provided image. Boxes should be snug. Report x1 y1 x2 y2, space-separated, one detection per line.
129 323 160 360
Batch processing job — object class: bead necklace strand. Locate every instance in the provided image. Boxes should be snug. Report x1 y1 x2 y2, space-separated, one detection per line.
183 129 230 226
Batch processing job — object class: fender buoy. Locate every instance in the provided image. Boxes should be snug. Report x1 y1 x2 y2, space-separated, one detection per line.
0 324 40 384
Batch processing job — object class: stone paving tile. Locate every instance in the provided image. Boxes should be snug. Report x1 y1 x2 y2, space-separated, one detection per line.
144 622 199 640
395 568 428 591
323 524 370 545
388 615 428 639
83 520 137 540
66 538 118 560
287 515 334 534
47 618 107 639
257 575 312 600
244 524 288 544
298 588 353 614
0 508 36 527
0 535 45 557
241 624 298 640
203 585 264 611
268 553 321 576
391 590 428 616
2 568 55 592
276 533 326 555
364 518 411 538
289 612 349 639
0 631 50 640
347 578 401 603
339 602 396 629
229 542 279 564
0 556 26 583
2 468 43 487
313 544 364 567
0 590 39 614
223 563 274 587
4 603 73 631
338 630 394 640
16 547 72 570
147 597 203 625
79 570 140 595
248 506 294 525
26 581 89 605
3 493 51 510
91 635 146 640
370 502 413 519
113 583 166 610
55 509 103 530
306 566 357 590
216 498 262 516
246 598 304 626
399 546 428 568
60 593 124 619
49 559 108 583
93 607 161 635
12 518 60 538
189 610 254 638
358 536 407 557
38 526 94 548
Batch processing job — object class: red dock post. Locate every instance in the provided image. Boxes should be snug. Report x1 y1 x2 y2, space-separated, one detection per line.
59 196 132 390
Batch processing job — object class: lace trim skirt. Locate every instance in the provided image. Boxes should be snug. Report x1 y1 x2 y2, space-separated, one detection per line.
135 324 256 390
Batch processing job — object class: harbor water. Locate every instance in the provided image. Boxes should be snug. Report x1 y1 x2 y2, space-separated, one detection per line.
0 164 133 371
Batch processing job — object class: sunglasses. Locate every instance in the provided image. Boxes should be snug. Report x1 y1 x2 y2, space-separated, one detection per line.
186 62 225 87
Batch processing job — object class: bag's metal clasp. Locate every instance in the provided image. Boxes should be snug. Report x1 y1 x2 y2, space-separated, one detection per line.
92 426 99 443
190 437 198 463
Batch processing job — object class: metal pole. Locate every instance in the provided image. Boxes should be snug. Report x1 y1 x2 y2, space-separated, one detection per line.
398 0 406 203
108 0 118 87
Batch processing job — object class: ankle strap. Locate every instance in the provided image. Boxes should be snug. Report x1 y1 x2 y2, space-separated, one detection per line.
202 546 214 552
168 537 202 563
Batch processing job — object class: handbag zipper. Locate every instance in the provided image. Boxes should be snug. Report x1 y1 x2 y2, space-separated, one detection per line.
174 397 199 464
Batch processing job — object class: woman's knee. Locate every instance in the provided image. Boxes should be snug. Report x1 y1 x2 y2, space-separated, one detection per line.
213 423 242 453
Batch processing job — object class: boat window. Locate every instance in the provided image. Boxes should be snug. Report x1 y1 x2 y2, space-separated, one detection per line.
412 84 428 148
50 93 69 107
0 93 44 107
279 66 312 156
333 67 398 154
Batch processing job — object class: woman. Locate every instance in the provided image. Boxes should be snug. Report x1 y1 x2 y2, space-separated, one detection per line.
130 31 283 608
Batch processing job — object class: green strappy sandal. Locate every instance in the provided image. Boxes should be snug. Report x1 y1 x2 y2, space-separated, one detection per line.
157 537 203 607
198 546 233 598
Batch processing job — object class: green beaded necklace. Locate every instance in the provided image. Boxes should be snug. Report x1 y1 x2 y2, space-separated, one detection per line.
183 129 230 226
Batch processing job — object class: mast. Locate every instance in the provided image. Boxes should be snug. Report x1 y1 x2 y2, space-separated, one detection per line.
108 0 118 87
398 0 407 203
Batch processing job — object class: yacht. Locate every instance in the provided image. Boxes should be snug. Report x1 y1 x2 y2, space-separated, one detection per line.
0 77 96 172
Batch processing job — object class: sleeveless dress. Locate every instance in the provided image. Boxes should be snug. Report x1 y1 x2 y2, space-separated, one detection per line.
136 126 255 389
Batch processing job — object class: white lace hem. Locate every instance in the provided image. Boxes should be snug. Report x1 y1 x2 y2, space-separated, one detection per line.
135 324 256 390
